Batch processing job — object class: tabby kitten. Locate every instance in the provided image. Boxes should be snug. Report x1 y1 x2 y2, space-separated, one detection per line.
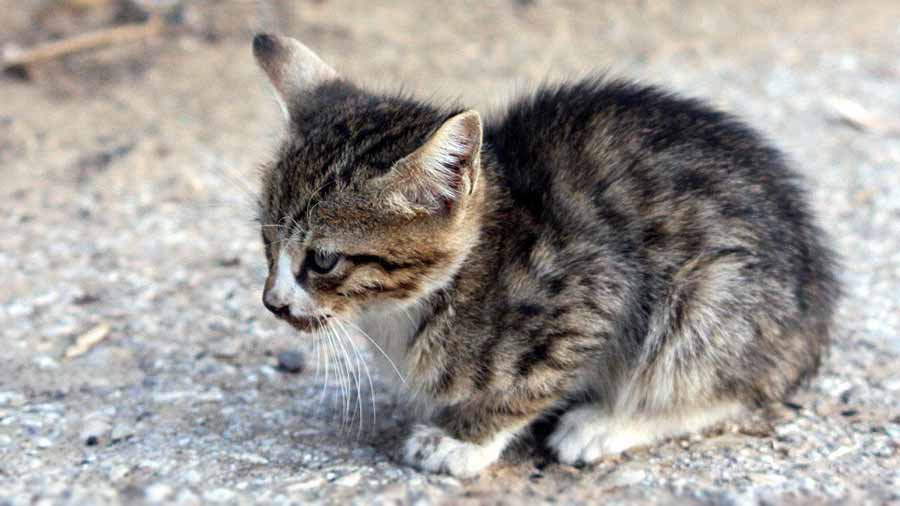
252 34 839 478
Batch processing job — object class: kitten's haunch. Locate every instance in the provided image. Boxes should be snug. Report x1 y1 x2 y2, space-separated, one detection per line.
251 33 839 478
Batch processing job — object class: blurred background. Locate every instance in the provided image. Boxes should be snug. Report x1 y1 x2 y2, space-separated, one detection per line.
1 1 899 505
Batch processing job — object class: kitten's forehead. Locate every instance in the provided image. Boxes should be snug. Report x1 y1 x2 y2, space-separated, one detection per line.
261 82 455 228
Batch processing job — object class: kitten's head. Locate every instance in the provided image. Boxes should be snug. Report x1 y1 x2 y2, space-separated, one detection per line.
252 34 484 332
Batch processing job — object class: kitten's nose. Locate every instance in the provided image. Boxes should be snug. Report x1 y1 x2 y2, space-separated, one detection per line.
263 293 290 319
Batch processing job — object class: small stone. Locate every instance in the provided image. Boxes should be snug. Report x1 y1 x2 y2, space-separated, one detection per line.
33 355 59 369
111 424 135 442
217 256 241 267
183 469 203 484
276 351 305 374
747 473 788 486
81 418 111 444
35 437 53 448
0 391 26 407
334 472 362 487
203 488 236 503
146 483 174 502
883 378 900 392
286 477 325 492
604 468 646 489
174 490 201 506
234 453 268 465
110 465 131 481
73 293 102 305
436 476 461 488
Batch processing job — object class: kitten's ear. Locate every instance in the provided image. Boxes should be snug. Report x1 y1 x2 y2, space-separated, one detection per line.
380 110 483 215
252 33 337 118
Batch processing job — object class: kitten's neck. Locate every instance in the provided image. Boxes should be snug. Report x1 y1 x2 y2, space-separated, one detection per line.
356 147 510 394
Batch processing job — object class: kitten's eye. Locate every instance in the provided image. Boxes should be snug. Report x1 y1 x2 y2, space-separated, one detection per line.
309 250 341 274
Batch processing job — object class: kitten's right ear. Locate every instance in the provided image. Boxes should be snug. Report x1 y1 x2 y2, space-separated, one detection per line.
252 33 338 118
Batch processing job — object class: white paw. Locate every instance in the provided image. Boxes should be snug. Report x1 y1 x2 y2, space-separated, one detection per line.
402 425 505 478
548 406 653 465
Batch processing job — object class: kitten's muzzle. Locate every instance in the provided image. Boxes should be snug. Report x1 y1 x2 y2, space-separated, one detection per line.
263 299 329 332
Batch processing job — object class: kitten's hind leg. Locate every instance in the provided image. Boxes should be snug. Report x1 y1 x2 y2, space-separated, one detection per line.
548 401 743 465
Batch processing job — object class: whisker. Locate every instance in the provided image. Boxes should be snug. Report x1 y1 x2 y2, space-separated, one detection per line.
337 317 406 384
319 329 331 407
326 324 351 430
324 326 344 429
333 325 364 437
400 307 417 329
312 331 322 385
334 318 377 433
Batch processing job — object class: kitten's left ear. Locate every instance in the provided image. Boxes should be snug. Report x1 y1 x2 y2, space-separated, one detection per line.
252 33 338 118
380 110 483 215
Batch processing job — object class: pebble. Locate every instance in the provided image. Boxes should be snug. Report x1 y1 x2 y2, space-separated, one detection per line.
748 473 788 487
234 453 269 465
32 355 59 370
145 483 174 502
110 424 135 442
174 490 201 506
334 472 362 487
286 477 325 492
203 488 236 503
604 468 646 489
0 391 26 407
34 437 53 448
153 390 223 403
80 418 111 444
109 465 131 481
276 350 305 374
883 378 900 392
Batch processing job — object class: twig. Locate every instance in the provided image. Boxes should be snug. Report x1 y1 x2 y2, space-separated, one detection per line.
829 97 900 136
64 323 112 359
2 16 163 70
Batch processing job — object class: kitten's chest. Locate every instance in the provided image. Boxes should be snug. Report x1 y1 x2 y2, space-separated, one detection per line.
356 306 425 392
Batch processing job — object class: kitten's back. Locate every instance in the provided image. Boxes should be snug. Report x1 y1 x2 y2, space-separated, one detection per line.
484 78 839 404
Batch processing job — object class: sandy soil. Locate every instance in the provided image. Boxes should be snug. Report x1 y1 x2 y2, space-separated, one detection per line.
1 1 899 504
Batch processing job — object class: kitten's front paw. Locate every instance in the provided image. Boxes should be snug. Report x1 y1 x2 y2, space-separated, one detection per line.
402 425 500 478
548 406 613 465
548 406 653 465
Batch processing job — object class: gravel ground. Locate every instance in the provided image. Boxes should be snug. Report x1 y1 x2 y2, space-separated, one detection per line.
1 1 899 504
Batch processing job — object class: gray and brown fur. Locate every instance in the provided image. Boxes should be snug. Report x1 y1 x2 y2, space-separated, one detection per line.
251 34 840 476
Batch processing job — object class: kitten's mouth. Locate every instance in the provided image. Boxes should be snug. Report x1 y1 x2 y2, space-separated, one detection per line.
282 313 331 333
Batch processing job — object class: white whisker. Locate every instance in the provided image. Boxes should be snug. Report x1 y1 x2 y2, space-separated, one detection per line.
333 325 364 436
326 324 351 429
337 317 406 384
334 318 376 436
319 329 331 407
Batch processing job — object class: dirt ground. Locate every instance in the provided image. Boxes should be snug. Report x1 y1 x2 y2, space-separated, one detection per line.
1 1 899 504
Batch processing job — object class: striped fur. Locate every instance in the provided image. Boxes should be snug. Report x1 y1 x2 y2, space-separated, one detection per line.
253 35 840 477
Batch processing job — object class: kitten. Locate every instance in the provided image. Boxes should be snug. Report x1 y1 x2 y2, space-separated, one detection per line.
251 34 839 478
